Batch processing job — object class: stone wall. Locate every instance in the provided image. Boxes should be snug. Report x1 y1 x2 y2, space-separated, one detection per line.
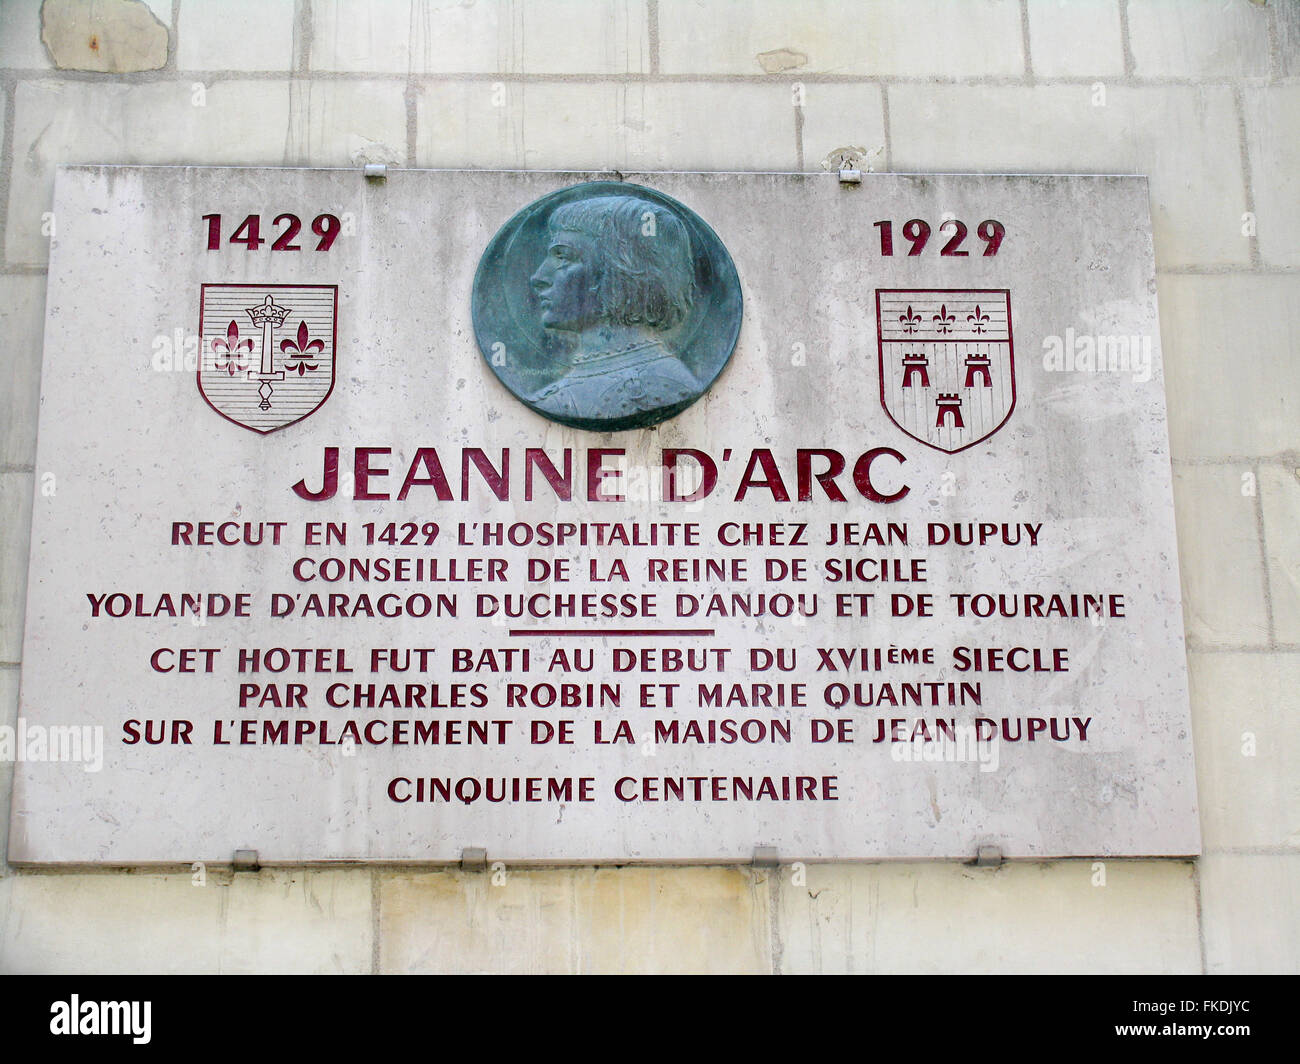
0 0 1295 973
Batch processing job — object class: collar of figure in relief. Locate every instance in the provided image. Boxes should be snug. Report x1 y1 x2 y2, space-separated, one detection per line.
570 338 662 366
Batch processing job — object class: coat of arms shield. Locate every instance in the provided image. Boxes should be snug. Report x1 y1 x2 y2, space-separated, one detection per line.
876 289 1015 454
198 284 338 434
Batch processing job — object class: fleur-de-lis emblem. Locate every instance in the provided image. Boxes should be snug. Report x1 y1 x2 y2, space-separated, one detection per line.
211 319 253 376
899 305 922 334
280 320 324 375
933 304 955 334
968 305 990 334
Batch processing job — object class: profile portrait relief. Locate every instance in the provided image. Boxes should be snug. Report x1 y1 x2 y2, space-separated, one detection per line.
528 196 701 427
472 181 742 432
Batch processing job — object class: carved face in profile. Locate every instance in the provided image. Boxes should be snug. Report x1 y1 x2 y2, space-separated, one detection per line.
530 228 602 331
528 195 696 337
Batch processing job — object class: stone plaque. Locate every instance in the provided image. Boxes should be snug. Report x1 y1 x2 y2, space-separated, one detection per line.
8 166 1199 864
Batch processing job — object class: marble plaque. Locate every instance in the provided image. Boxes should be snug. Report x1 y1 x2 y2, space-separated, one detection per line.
7 166 1199 863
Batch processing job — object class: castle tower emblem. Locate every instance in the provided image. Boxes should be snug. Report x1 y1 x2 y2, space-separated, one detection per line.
875 289 1015 454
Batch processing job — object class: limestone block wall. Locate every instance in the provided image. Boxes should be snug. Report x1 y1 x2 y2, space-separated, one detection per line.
0 0 1295 974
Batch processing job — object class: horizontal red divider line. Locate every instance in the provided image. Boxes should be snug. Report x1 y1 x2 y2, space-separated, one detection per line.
508 628 716 637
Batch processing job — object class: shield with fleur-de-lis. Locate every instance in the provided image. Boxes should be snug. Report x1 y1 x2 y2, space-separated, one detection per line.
875 288 1015 454
197 284 338 434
